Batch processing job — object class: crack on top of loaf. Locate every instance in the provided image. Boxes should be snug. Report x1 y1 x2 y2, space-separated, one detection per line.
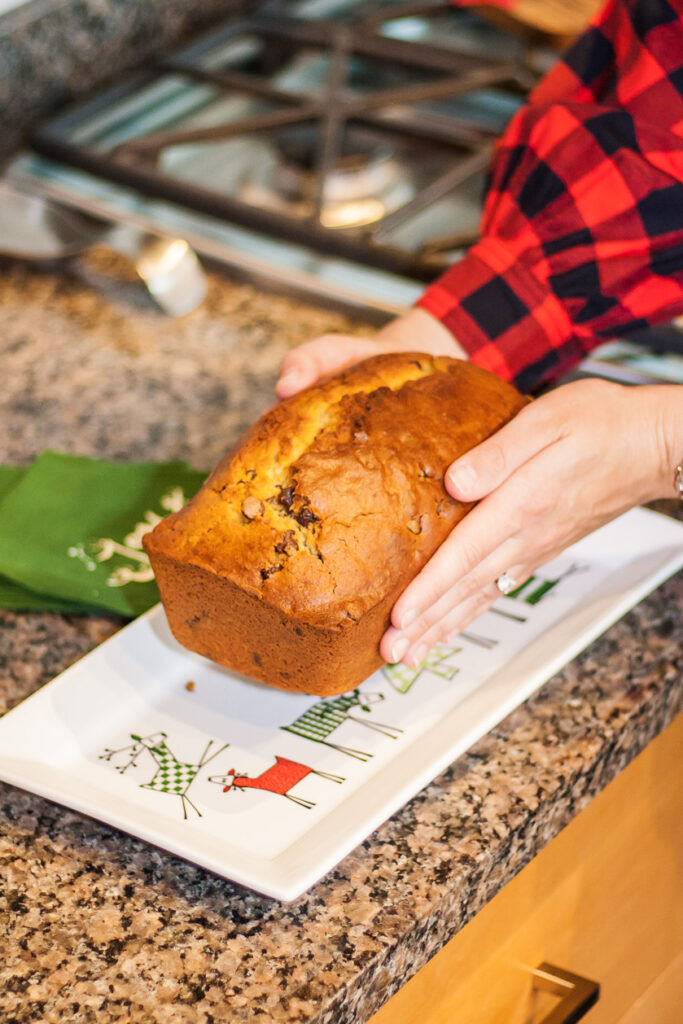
334 511 382 530
210 356 438 582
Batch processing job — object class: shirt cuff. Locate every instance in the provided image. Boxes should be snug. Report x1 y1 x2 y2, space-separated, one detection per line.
416 236 583 389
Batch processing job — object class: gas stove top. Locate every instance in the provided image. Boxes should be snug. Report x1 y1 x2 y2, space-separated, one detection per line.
7 0 556 313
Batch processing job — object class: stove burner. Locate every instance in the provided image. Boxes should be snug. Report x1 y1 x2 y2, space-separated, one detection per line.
242 127 414 228
30 6 540 281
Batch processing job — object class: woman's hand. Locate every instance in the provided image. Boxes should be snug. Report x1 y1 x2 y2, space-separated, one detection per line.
381 379 683 668
276 311 682 671
275 307 466 398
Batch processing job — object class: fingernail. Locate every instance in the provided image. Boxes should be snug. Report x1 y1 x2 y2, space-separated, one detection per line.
279 368 300 387
447 463 476 494
410 644 427 667
390 637 409 663
400 608 418 630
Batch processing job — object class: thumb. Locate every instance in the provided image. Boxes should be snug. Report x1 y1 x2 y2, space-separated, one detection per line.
445 400 552 501
275 346 321 399
275 335 377 399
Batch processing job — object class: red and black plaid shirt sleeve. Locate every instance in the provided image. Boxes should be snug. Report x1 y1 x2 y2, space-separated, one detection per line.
417 0 683 391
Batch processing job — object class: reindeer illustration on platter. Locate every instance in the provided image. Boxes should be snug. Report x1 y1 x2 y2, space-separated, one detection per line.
382 644 461 694
281 688 403 761
100 730 229 819
209 755 345 810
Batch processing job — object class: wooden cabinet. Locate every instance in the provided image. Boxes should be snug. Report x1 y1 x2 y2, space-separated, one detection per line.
369 714 683 1024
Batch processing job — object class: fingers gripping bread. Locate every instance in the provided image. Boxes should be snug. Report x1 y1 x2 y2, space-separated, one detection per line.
143 353 527 695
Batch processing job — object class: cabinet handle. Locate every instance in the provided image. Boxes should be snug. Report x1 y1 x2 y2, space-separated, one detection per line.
532 962 600 1024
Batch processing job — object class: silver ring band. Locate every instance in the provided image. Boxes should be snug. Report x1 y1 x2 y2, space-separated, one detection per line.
495 571 517 596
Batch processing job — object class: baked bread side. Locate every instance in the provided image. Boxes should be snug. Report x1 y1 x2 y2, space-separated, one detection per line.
144 352 527 695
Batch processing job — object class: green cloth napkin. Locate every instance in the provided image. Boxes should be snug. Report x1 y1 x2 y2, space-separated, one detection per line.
0 466 73 612
0 452 206 617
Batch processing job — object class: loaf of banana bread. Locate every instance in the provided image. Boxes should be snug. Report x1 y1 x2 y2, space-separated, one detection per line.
143 352 526 695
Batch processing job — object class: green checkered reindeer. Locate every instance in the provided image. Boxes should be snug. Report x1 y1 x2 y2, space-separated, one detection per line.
281 689 402 762
100 731 229 819
382 645 461 694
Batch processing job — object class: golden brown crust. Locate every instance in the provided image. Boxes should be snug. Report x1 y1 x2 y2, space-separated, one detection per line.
144 353 527 695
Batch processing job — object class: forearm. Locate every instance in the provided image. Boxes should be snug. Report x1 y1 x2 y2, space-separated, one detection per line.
418 0 683 392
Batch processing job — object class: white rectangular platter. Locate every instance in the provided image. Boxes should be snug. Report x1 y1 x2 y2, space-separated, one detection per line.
0 506 681 901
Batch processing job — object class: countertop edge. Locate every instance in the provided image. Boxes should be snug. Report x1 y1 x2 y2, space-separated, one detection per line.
314 668 682 1024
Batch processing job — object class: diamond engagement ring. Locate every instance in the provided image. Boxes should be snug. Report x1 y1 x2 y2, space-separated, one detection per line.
495 571 517 596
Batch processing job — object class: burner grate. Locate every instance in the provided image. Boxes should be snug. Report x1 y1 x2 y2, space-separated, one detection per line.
31 6 539 280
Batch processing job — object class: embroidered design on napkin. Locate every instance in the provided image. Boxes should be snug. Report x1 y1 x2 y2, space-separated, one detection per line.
68 486 187 588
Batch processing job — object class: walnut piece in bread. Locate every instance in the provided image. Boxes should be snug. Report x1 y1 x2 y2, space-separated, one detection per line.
143 352 527 695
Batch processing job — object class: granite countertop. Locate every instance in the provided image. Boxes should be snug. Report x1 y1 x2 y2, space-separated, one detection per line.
0 0 247 157
0 254 681 1024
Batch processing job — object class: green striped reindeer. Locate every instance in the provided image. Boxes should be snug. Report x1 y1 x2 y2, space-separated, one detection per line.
281 689 403 761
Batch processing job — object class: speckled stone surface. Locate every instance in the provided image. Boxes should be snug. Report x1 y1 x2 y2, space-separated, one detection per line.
0 0 248 157
0 254 681 1024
